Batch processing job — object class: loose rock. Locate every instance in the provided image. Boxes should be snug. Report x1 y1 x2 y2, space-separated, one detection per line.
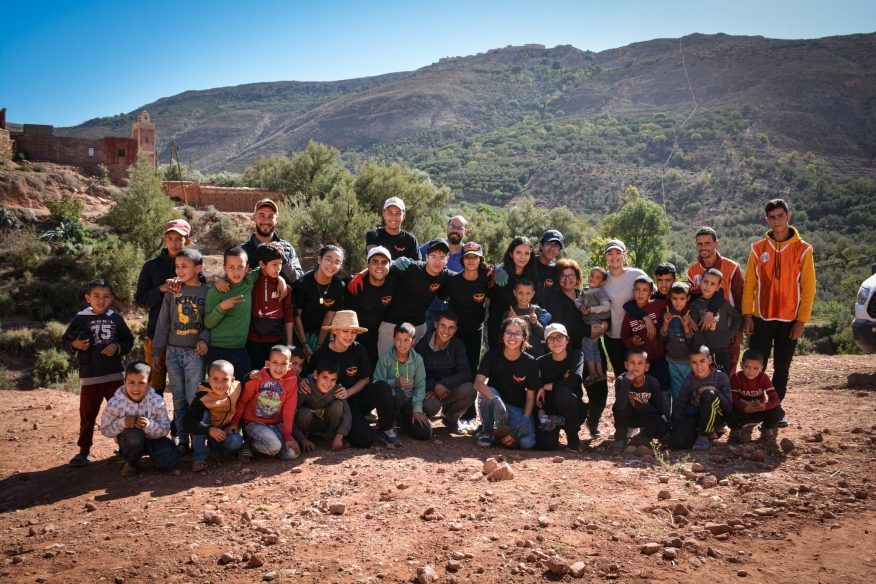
569 561 586 578
487 463 514 481
417 565 439 584
262 572 278 581
552 456 565 463
704 523 733 535
663 547 678 559
482 458 499 474
780 438 796 452
546 557 570 575
691 462 705 472
749 450 765 462
641 543 662 555
658 490 672 499
248 553 265 567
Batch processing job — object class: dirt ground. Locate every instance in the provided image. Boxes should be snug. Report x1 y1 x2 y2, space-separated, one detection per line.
1 354 875 584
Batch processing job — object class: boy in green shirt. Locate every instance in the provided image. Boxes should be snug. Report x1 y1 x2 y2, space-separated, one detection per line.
205 247 267 380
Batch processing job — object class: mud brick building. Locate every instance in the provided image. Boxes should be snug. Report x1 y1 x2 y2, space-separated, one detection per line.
162 181 283 213
8 110 156 184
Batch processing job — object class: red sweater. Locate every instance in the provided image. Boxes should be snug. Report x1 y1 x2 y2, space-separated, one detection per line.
729 371 779 413
620 299 667 362
232 368 298 441
248 273 295 343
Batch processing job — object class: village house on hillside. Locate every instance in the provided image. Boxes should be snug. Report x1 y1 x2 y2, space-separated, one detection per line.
1 108 156 185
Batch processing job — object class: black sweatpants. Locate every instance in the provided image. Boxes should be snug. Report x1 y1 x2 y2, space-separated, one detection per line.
534 386 588 450
401 398 432 441
585 338 611 433
456 327 484 381
728 405 785 430
748 318 797 402
613 404 670 443
670 389 724 449
711 351 730 374
346 380 398 448
604 336 628 379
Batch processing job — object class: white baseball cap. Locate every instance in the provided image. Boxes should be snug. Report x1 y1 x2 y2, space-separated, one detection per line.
383 197 405 212
367 246 392 261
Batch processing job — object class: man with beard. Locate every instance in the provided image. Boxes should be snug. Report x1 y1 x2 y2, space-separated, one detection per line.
236 199 304 284
420 215 468 328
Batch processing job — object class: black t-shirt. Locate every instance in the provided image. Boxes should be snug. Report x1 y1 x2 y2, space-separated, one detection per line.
366 227 421 261
293 271 345 335
441 271 489 335
535 259 557 303
613 372 667 416
477 349 542 409
487 273 520 323
384 262 454 326
544 289 591 351
538 350 584 396
342 273 398 334
307 342 372 389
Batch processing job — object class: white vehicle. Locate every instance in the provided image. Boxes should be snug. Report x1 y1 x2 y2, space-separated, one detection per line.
853 265 876 354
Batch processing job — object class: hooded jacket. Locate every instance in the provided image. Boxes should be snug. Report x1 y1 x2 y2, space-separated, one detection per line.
741 227 815 322
100 386 172 440
231 367 298 442
373 347 426 413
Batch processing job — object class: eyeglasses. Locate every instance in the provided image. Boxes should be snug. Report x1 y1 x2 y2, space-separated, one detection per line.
503 331 524 339
543 241 562 248
559 273 577 281
546 335 567 344
447 223 466 232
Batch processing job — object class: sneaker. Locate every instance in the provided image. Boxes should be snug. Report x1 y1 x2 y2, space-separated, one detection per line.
761 427 779 443
177 443 192 457
777 418 789 429
377 427 402 447
564 436 582 452
476 432 494 448
739 423 757 444
120 461 138 477
455 419 480 435
627 427 640 439
583 376 595 386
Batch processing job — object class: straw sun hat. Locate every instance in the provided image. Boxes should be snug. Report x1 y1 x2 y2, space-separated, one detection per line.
322 310 368 334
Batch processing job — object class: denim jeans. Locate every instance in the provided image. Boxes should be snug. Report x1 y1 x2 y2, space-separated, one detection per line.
117 428 179 469
165 346 206 447
244 422 299 460
668 362 692 403
582 337 602 364
192 412 243 460
476 388 536 450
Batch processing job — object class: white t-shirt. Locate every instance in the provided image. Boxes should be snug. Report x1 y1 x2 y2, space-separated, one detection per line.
603 267 648 338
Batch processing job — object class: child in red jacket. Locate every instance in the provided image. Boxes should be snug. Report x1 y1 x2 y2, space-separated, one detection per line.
228 345 299 462
728 349 784 443
621 276 669 393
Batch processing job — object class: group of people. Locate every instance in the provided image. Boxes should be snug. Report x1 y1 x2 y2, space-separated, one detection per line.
60 195 815 475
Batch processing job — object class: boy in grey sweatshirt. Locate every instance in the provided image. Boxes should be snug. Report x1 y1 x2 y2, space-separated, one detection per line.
294 360 353 452
151 249 211 453
688 268 741 374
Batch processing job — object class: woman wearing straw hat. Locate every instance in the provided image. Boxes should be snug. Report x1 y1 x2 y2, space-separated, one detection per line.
302 310 397 448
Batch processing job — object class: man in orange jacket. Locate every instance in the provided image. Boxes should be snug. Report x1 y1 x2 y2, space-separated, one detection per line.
741 199 816 425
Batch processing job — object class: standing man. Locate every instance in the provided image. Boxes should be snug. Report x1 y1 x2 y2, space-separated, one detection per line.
135 220 205 397
237 198 304 284
366 197 421 261
687 227 745 374
741 199 815 425
343 246 398 368
420 215 467 327
534 230 564 305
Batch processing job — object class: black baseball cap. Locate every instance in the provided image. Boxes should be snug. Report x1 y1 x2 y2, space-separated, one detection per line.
541 230 564 246
425 238 450 254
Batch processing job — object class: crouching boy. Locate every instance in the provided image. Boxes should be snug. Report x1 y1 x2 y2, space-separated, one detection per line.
612 348 670 450
294 359 353 452
671 346 733 451
100 361 179 477
228 345 299 462
373 323 429 443
728 349 785 443
182 360 244 472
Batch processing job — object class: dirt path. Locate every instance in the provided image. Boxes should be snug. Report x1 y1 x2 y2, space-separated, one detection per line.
2 354 875 583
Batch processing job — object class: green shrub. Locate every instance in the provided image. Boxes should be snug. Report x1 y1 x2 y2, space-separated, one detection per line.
0 207 18 228
209 216 249 250
0 327 36 355
80 235 145 302
0 228 49 274
663 168 682 183
203 205 221 223
45 195 84 224
34 348 71 385
0 288 16 316
0 366 13 390
35 321 68 352
49 370 80 395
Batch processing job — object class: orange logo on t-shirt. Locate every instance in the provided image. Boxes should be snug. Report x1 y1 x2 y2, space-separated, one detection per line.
563 370 569 378
323 298 336 308
345 366 358 376
473 293 485 302
394 245 406 252
512 374 526 382
381 295 393 305
545 279 554 287
429 283 440 292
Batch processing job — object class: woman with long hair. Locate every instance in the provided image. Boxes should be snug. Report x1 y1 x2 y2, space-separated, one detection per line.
486 236 539 349
441 242 491 375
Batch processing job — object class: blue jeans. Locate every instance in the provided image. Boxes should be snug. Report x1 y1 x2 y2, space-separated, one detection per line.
117 428 179 469
244 422 299 460
192 412 243 460
206 346 251 383
582 337 601 364
668 362 692 402
165 346 205 447
477 388 536 450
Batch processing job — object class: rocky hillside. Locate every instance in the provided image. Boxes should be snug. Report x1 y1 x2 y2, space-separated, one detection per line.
56 33 876 173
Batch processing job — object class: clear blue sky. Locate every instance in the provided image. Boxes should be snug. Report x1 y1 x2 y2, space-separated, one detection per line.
1 0 873 127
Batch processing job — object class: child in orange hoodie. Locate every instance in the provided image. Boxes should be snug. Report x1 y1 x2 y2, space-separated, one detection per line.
228 345 299 462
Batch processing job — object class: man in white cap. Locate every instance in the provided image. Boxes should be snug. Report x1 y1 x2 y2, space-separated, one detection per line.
366 197 421 261
343 246 399 368
237 198 303 284
135 219 205 401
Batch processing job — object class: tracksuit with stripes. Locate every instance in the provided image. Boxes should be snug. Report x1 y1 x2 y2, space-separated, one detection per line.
670 368 732 449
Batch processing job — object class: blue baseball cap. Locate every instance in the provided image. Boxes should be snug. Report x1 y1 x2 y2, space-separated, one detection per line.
541 230 564 246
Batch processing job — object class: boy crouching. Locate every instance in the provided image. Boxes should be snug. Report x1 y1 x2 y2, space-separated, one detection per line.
100 361 179 477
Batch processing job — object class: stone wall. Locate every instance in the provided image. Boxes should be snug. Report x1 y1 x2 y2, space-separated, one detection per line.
163 181 282 213
0 129 11 162
11 130 138 184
